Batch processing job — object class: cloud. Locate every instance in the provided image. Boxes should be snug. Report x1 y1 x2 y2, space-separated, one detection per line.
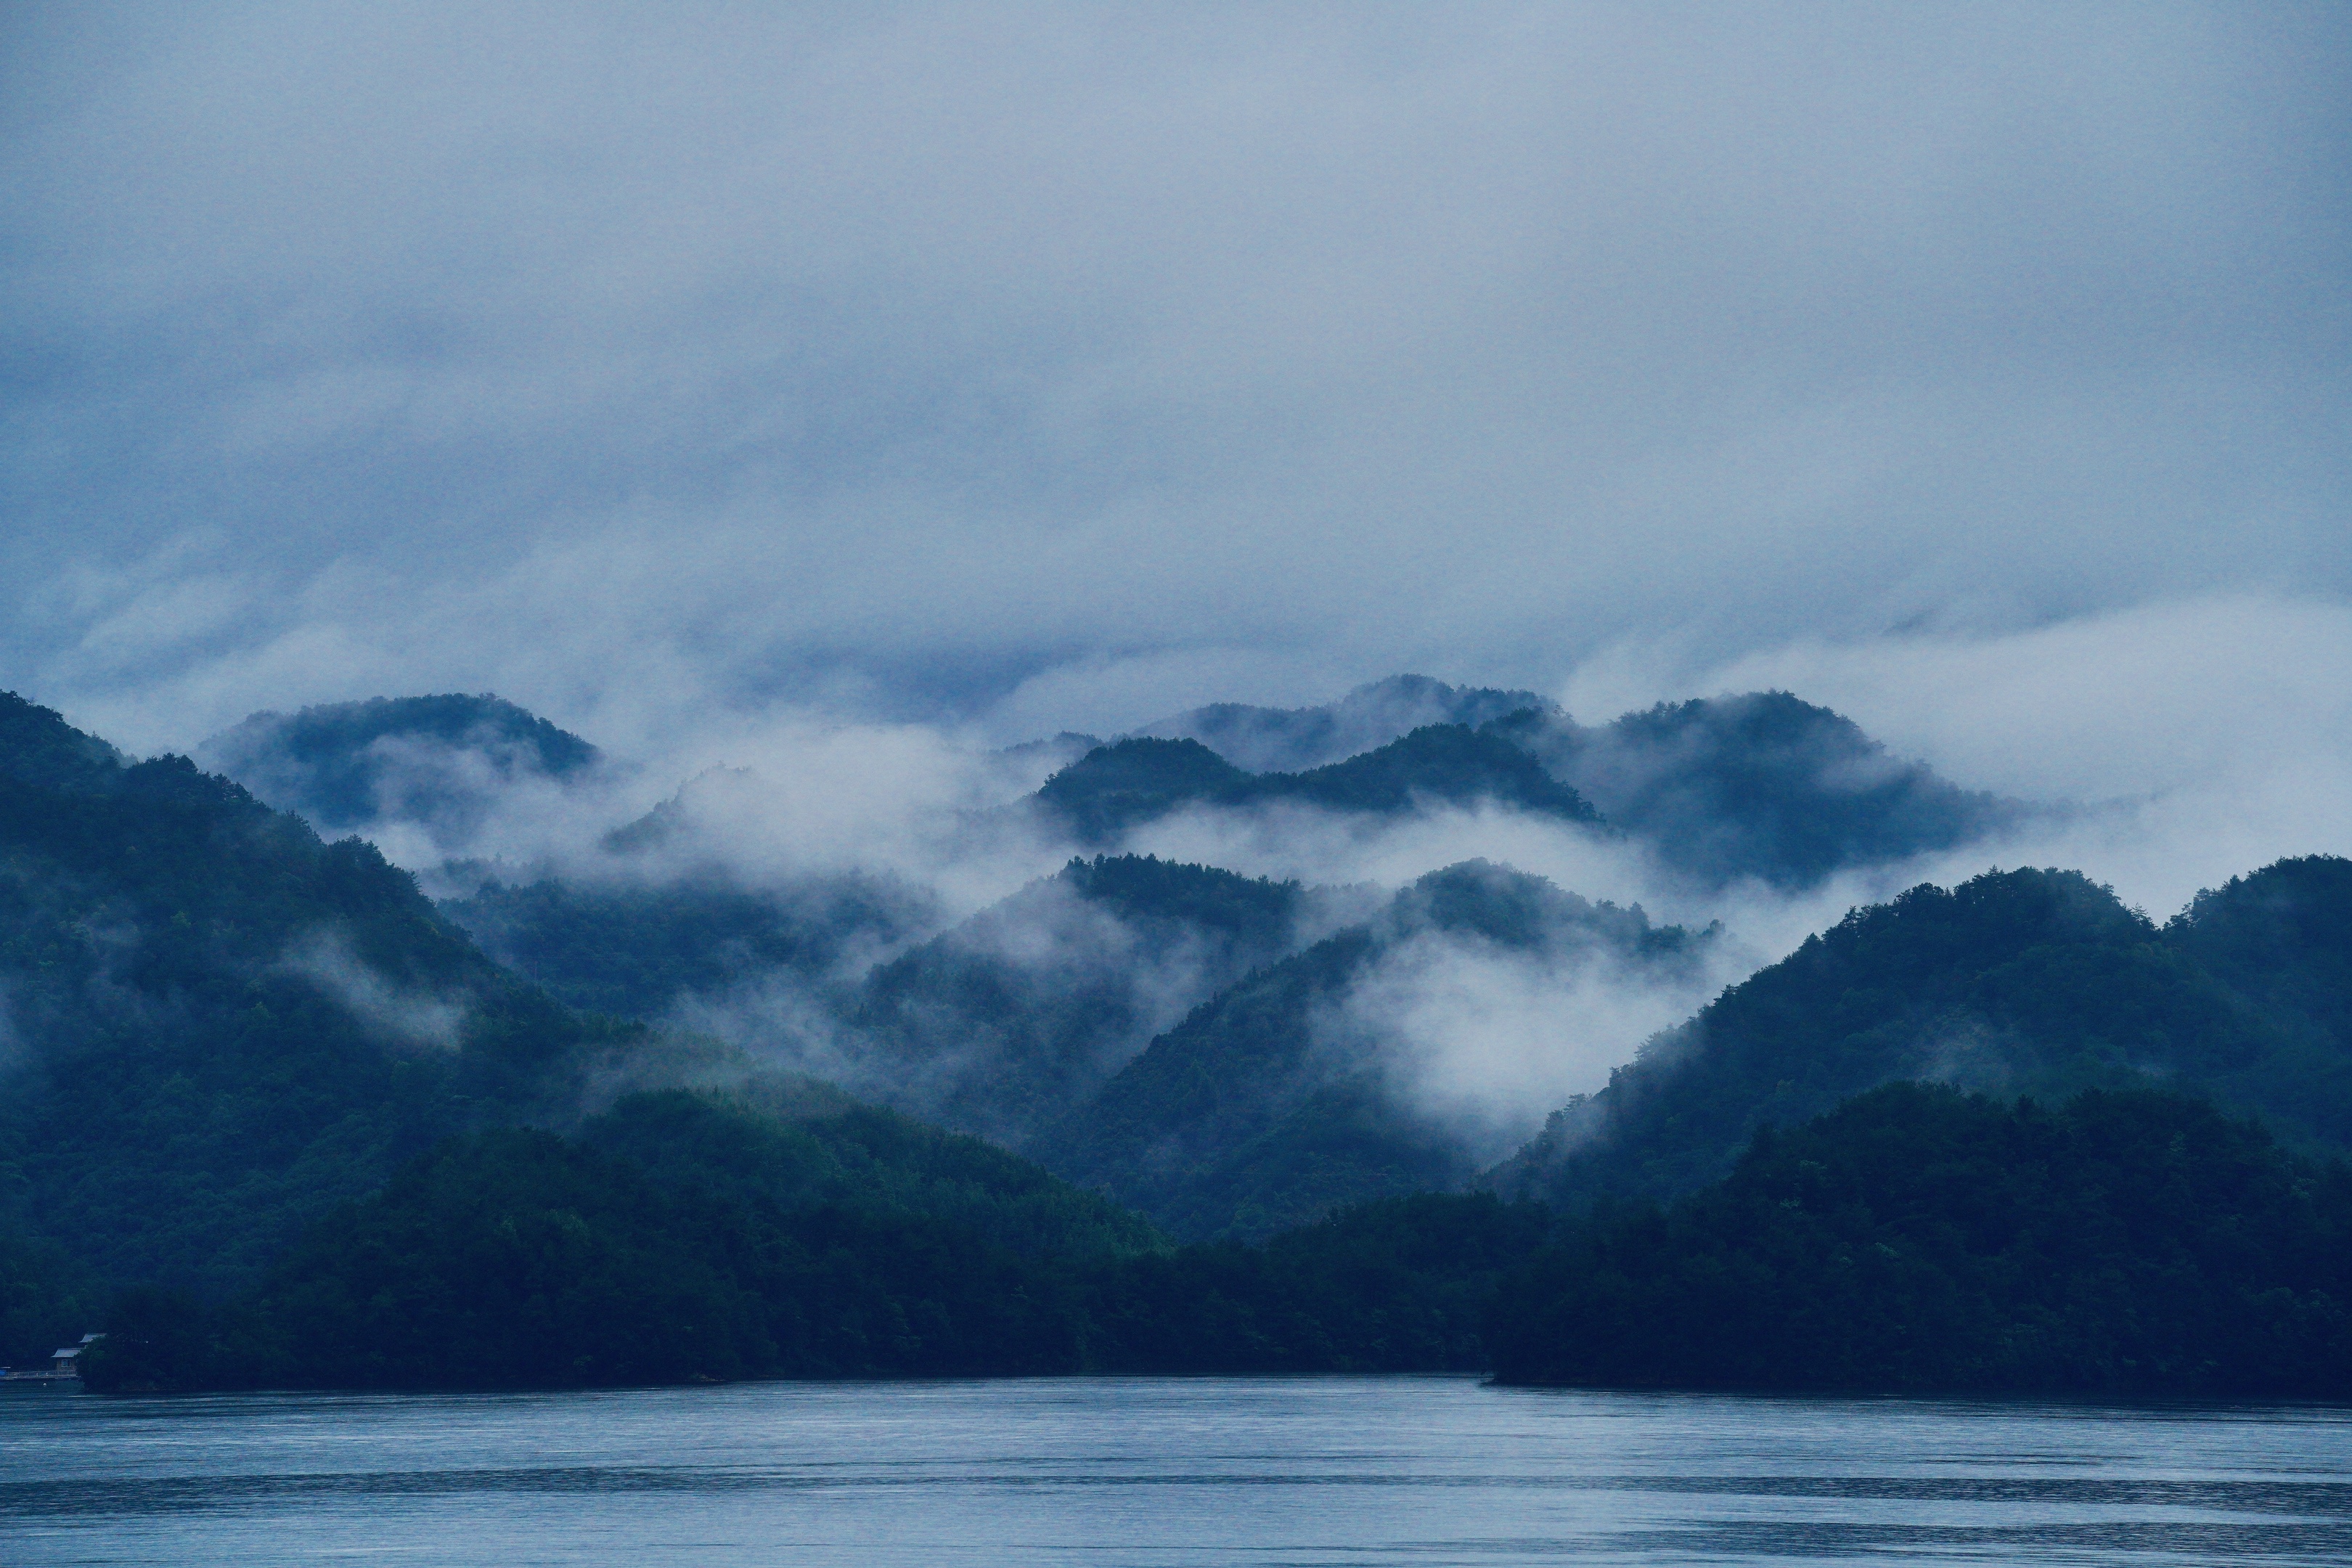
0 3 2342 754
1565 594 2352 918
278 930 468 1050
1328 921 1729 1162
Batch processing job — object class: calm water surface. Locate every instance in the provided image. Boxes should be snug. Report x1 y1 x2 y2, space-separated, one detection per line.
2 1376 2347 1565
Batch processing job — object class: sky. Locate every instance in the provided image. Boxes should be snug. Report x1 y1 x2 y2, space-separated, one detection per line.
3 2 2348 804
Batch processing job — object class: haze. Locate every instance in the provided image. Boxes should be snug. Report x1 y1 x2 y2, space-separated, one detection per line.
3 2 2346 908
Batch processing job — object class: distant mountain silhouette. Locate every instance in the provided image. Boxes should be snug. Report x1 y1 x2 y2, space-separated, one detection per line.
1131 674 1547 773
200 693 603 852
1023 682 2024 887
1488 692 2029 888
1032 724 1602 845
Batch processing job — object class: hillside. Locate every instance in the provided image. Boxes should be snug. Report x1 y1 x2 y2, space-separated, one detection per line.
1130 675 1547 774
84 1084 1162 1390
200 693 603 853
441 870 929 1020
1033 724 1601 845
848 855 1315 1147
82 1080 1559 1391
0 692 643 1337
1487 692 2027 888
1042 861 1712 1239
1493 859 2352 1209
1489 1082 2352 1397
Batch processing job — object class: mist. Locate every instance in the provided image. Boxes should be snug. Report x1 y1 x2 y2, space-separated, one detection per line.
1 4 2345 1177
4 4 2344 756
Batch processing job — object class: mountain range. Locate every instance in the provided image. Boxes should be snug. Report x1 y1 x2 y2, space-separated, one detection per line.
4 681 2346 1396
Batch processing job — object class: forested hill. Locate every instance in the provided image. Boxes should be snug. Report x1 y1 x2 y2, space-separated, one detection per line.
1493 857 2352 1210
1487 1082 2352 1397
1024 684 2023 889
1130 675 1548 774
1032 724 1602 845
0 691 643 1320
1487 692 2028 889
441 870 927 1021
199 693 603 852
848 856 1312 1148
1040 861 1713 1240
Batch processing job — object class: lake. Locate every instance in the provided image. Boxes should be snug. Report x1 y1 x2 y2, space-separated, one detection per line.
4 1376 2348 1565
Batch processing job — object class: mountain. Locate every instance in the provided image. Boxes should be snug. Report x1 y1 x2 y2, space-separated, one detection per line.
1492 858 2352 1210
846 856 1315 1148
1488 1082 2352 1398
1032 724 1602 845
85 1082 1162 1391
439 870 930 1021
1132 675 1547 773
0 691 644 1326
1031 685 2015 888
1041 862 1714 1240
1487 692 2026 888
199 693 603 853
83 1082 1553 1392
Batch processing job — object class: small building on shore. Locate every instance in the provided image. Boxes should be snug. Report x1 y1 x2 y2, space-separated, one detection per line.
1 1331 103 1381
46 1334 103 1378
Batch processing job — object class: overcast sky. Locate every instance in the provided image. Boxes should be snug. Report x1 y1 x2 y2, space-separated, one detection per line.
3 2 2346 775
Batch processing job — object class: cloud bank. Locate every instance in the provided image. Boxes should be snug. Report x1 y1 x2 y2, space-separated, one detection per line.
1 2 2343 759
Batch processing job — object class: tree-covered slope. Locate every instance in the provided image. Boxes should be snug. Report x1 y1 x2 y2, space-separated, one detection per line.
0 691 635 1327
1043 861 1712 1240
199 693 603 851
440 870 928 1020
848 855 1312 1147
1032 724 1601 845
1494 859 2352 1210
1489 1082 2352 1397
1487 691 2026 888
1130 674 1548 774
87 1085 1158 1391
83 1085 1551 1392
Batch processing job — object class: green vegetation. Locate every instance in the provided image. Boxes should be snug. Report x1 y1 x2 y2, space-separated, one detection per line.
83 1087 1547 1390
1489 1083 2352 1397
851 855 1308 1147
86 1087 1155 1390
442 871 926 1020
199 693 600 838
1496 861 2352 1210
1135 675 1548 774
0 691 634 1360
1045 862 1712 1240
1092 1191 1551 1373
1032 724 1601 844
10 683 2351 1400
1489 692 2025 889
89 1079 2350 1397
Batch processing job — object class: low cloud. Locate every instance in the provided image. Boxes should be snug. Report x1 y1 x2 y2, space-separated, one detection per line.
279 930 468 1050
1328 923 1728 1164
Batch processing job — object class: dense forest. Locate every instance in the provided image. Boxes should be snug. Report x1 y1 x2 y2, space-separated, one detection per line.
1494 859 2352 1210
81 1083 1545 1390
1488 1083 2352 1397
0 693 677 1362
84 1079 2351 1398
